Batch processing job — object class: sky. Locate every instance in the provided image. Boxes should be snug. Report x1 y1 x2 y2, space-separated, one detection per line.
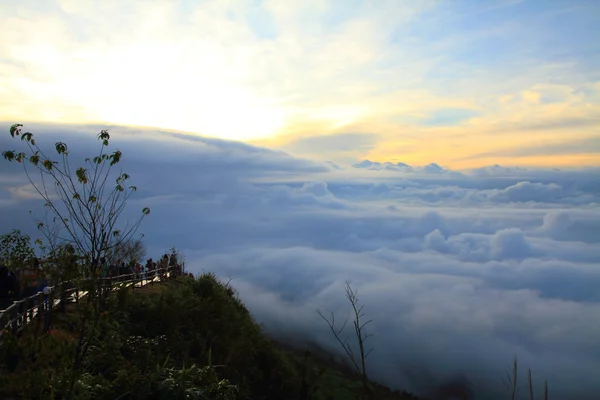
1 1 600 399
0 0 599 168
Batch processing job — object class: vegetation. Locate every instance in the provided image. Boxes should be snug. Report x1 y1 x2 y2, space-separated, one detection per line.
1 124 151 398
318 282 550 400
0 125 551 399
317 281 374 400
2 124 150 266
0 125 417 399
0 229 37 301
502 356 549 400
0 274 421 399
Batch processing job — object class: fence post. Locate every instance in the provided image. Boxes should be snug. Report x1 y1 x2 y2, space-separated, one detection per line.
27 297 33 325
36 293 42 320
60 281 67 313
36 292 43 331
11 301 18 335
18 299 24 327
43 290 52 333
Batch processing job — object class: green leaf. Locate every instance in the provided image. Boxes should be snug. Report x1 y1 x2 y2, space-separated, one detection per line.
109 150 122 166
112 230 121 238
9 124 22 137
98 129 110 141
21 132 33 142
142 207 151 215
76 167 88 184
29 154 40 165
35 238 43 246
37 222 44 229
2 150 15 161
55 142 67 154
88 195 97 203
130 186 137 191
73 193 81 200
42 159 53 170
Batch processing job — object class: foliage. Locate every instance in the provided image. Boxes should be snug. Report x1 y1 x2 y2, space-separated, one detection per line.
168 246 181 266
2 124 150 270
0 229 36 271
106 238 146 265
42 243 83 283
0 229 38 296
0 275 420 400
2 124 154 398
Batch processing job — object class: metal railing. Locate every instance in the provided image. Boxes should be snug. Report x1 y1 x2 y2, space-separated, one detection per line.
0 265 182 339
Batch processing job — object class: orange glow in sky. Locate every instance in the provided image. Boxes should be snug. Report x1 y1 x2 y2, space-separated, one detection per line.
0 0 598 169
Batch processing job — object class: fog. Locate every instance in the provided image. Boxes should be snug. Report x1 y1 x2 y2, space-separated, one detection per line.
1 123 599 399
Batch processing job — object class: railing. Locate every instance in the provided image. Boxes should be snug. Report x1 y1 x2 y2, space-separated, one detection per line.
0 265 181 339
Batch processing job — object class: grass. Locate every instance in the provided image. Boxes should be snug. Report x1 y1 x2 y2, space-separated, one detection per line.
0 273 423 399
1 273 551 400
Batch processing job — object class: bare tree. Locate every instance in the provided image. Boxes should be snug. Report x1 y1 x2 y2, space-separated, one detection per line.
527 368 534 400
2 124 151 399
502 356 518 400
317 281 374 400
2 124 150 274
502 356 549 400
106 236 146 264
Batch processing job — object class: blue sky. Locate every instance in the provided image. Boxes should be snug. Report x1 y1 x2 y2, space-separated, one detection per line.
0 0 598 168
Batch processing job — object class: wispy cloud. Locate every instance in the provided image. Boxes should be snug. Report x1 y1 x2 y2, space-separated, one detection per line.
462 135 600 161
0 0 598 167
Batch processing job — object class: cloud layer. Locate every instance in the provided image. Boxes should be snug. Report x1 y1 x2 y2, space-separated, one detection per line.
1 0 599 167
1 123 600 399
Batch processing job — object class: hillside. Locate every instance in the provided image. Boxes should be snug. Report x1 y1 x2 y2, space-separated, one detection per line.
0 274 421 400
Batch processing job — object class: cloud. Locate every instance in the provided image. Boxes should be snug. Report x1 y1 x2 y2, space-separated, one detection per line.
462 135 600 160
420 108 480 127
351 160 454 175
1 0 599 168
540 211 572 237
1 123 600 398
490 228 531 260
282 132 380 156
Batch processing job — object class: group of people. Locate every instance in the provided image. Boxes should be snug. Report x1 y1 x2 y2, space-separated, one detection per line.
99 253 182 282
1 252 187 311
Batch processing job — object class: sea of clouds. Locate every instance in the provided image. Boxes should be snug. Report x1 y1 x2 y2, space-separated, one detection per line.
1 123 599 399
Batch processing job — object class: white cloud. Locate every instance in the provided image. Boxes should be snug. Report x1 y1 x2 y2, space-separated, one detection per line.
1 0 598 170
1 123 600 398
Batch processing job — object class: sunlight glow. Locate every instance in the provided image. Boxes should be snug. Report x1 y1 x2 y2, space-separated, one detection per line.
0 0 598 167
